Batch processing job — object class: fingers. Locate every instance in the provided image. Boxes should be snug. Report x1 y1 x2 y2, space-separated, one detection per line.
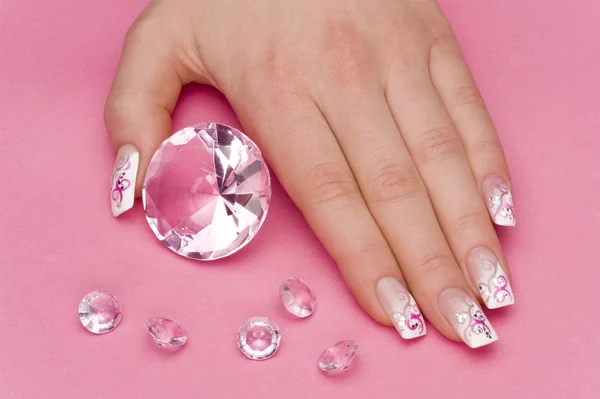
105 15 184 216
386 65 514 311
317 82 480 343
232 93 404 326
429 34 516 226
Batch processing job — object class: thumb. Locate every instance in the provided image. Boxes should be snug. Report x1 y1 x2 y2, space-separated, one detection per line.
105 16 187 217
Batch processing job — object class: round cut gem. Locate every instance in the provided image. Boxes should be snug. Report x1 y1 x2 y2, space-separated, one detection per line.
318 340 358 372
78 291 122 334
279 277 316 317
237 316 281 360
147 317 187 347
143 123 271 261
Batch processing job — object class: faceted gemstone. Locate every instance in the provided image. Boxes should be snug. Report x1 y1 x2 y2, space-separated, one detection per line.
143 123 271 261
279 277 316 318
237 316 281 360
318 340 358 372
78 291 122 334
147 317 187 347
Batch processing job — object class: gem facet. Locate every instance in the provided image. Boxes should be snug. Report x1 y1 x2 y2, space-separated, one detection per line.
318 340 358 372
78 291 122 334
237 316 281 360
143 123 271 261
279 277 316 318
147 317 188 347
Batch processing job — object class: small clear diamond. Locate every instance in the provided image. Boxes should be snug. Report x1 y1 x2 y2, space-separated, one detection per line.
456 312 468 324
279 277 316 318
237 317 281 360
78 291 122 334
143 123 271 261
147 318 187 347
318 340 358 372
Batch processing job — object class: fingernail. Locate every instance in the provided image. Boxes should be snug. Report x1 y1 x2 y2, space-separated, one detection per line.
439 288 498 348
111 144 139 217
482 175 515 226
466 247 515 309
376 277 426 339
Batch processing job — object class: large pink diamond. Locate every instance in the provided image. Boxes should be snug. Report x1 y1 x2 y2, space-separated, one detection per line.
143 123 271 260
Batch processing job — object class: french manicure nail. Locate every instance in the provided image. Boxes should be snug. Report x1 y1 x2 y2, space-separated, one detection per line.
376 277 426 339
482 175 515 226
439 288 498 348
111 144 139 217
467 247 514 309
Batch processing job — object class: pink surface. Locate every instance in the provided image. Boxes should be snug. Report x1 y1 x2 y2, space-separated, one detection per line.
0 1 599 398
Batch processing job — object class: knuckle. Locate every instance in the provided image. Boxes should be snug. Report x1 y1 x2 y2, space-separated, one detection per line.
470 138 505 159
417 253 454 274
415 126 463 165
124 16 155 46
430 33 459 56
450 84 485 110
320 18 371 89
104 91 142 130
304 163 358 206
369 163 423 204
452 210 489 234
254 50 306 104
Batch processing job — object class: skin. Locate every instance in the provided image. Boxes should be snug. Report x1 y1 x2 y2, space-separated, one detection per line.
105 0 512 343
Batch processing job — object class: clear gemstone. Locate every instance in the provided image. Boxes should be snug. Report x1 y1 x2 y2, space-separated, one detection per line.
237 316 281 360
456 312 468 324
279 277 316 317
78 291 122 334
147 318 187 347
318 340 358 372
143 123 271 261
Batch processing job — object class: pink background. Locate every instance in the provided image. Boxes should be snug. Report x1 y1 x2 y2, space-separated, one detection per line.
1 0 599 398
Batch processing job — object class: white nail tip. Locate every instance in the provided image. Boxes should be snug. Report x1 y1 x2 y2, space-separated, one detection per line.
376 277 426 340
439 288 498 349
111 144 139 217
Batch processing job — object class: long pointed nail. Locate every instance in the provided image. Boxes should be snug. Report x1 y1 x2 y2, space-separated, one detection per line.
466 247 515 309
111 144 139 217
439 288 498 348
376 277 426 339
482 175 515 226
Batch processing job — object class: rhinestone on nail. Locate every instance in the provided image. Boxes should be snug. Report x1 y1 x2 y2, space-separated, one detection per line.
279 277 316 318
456 312 468 324
318 340 358 372
147 317 188 348
78 291 122 334
237 317 281 360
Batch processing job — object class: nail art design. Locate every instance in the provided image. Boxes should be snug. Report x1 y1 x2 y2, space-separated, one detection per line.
376 277 426 339
482 175 515 226
467 247 514 309
111 144 139 217
439 288 498 348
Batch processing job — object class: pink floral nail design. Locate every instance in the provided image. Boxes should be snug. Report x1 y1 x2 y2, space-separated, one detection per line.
466 247 515 309
376 277 427 339
439 288 498 348
112 156 131 208
110 144 139 217
482 175 515 226
392 291 426 338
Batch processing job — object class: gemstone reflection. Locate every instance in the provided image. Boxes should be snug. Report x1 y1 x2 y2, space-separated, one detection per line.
318 340 358 372
78 291 122 334
280 277 316 317
147 317 187 347
143 122 271 261
237 316 281 360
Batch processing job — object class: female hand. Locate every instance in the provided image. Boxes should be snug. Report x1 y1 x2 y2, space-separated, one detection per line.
105 0 516 348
